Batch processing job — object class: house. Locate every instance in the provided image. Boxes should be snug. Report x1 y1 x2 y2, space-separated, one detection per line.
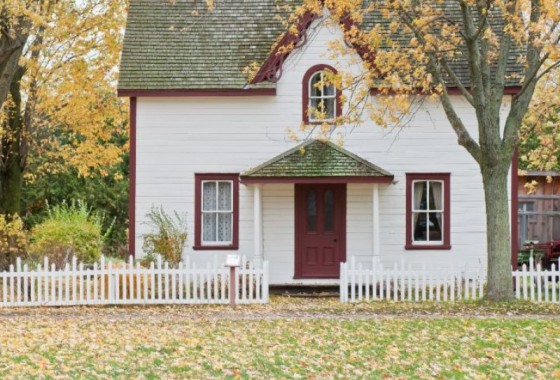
118 0 521 285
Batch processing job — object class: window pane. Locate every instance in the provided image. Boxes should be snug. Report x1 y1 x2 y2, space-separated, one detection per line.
202 213 216 241
324 190 334 232
428 212 443 241
324 98 335 119
429 181 443 211
323 82 335 96
309 97 320 118
218 213 232 242
203 182 217 211
413 182 427 211
307 191 317 232
413 212 427 241
218 182 232 210
310 73 322 97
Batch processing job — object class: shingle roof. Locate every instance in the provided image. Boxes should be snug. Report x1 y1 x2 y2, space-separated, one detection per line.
119 0 285 90
118 0 524 91
241 139 394 178
361 3 524 87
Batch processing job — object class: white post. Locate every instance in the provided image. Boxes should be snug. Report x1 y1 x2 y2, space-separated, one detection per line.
253 184 264 267
372 184 380 261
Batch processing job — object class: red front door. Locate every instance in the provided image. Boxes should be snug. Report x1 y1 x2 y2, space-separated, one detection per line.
295 184 346 278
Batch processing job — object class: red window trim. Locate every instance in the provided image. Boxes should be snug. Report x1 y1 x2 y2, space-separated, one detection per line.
193 173 239 251
405 173 451 250
302 64 343 124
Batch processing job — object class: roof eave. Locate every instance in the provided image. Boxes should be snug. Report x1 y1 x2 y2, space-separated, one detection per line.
117 88 277 97
240 176 394 184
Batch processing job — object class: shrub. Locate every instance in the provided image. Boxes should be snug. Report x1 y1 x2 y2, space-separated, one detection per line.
142 206 188 267
0 214 27 271
29 201 111 268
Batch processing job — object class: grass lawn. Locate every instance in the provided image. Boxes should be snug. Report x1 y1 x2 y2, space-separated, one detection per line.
1 298 559 379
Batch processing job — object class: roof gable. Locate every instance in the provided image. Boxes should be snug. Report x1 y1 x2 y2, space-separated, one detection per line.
241 139 394 180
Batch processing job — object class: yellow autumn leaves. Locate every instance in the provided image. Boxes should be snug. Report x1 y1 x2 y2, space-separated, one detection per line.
0 299 560 378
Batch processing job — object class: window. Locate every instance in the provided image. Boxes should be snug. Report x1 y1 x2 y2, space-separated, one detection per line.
302 64 342 123
405 173 451 250
194 174 239 250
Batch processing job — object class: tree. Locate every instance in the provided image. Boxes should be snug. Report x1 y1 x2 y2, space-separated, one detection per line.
519 72 560 176
0 0 127 214
277 0 560 300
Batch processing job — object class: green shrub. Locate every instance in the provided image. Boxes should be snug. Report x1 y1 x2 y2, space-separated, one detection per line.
517 248 546 267
29 201 111 267
142 206 188 267
0 214 27 271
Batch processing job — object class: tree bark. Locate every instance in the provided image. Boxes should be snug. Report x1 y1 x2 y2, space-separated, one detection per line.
0 157 22 214
0 66 25 215
481 162 514 300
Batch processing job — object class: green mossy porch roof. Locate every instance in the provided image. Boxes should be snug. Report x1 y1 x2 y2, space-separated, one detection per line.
241 140 394 179
118 0 524 91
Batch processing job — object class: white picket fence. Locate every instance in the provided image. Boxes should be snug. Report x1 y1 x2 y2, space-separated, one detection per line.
340 258 485 303
341 257 560 303
513 257 560 303
0 255 269 307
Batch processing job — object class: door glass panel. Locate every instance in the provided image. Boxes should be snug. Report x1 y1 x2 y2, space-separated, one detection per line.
324 189 334 232
307 191 317 232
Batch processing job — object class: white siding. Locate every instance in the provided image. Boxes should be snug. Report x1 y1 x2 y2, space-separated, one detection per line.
134 16 511 284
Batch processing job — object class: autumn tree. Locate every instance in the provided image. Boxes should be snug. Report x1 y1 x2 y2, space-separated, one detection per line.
519 72 560 174
278 0 560 300
0 0 127 214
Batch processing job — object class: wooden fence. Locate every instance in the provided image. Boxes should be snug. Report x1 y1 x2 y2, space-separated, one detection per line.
341 257 560 303
513 257 560 303
0 256 269 307
340 258 485 303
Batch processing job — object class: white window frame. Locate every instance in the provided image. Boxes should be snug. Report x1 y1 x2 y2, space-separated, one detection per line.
411 179 445 245
201 180 234 246
308 71 337 122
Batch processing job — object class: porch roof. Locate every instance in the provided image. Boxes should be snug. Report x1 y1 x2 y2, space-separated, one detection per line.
240 139 394 184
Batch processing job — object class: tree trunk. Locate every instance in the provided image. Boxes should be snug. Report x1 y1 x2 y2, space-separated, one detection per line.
0 66 24 215
0 158 22 214
481 163 514 300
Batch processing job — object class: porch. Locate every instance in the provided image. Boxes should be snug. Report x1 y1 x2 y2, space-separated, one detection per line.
240 139 393 284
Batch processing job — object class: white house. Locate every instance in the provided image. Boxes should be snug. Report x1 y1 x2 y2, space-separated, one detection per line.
118 0 520 285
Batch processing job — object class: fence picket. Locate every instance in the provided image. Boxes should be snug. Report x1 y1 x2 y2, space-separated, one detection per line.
553 264 557 303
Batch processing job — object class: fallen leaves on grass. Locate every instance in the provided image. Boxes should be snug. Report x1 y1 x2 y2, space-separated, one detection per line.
0 298 559 378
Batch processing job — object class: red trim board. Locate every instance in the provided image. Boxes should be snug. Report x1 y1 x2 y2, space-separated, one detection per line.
128 97 137 257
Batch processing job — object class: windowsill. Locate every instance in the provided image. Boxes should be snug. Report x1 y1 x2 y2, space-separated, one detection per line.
193 245 239 251
405 244 452 250
303 120 337 126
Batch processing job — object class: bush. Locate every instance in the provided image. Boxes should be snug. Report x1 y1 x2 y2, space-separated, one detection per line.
142 206 188 267
0 214 27 271
29 201 111 268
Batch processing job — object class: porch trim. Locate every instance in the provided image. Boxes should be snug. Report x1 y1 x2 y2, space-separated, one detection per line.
241 176 394 184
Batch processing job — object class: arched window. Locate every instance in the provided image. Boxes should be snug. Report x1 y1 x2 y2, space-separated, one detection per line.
302 64 342 123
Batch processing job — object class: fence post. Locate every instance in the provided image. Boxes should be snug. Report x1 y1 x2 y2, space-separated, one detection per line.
225 255 240 308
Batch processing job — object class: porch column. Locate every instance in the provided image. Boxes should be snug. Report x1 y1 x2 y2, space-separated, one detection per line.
253 184 263 266
372 184 380 261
